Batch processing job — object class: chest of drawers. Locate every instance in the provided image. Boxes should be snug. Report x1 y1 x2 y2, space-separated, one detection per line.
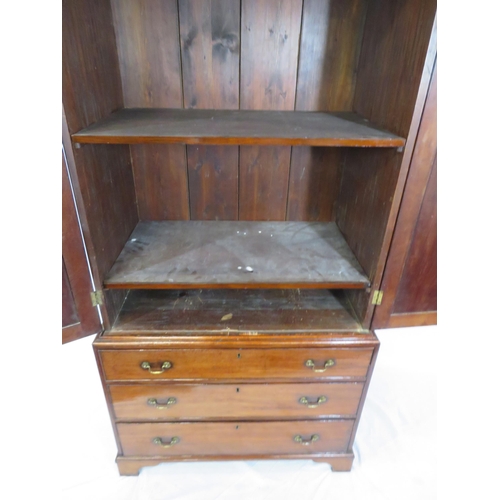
93 289 378 475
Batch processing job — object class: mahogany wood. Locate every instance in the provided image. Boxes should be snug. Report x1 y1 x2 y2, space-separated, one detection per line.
109 382 364 421
99 348 373 382
116 453 354 475
117 420 354 456
72 109 405 147
104 221 369 289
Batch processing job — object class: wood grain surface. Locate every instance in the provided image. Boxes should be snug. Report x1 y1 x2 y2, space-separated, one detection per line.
99 347 373 381
110 382 364 420
104 221 369 288
117 420 354 456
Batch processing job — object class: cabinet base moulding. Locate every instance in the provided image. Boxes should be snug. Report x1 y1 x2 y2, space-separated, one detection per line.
116 453 355 475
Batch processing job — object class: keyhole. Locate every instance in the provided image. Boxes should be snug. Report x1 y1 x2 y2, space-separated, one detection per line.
237 353 241 359
236 388 239 393
236 425 239 429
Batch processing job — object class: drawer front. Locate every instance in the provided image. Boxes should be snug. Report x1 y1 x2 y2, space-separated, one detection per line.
110 382 364 420
100 348 373 381
117 420 354 456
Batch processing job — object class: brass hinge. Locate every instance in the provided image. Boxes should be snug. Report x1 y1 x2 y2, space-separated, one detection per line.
90 290 104 307
371 290 384 306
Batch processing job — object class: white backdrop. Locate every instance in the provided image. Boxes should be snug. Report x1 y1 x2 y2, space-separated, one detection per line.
60 326 436 500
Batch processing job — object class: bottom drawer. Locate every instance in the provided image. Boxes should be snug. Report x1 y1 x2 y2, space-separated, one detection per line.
117 420 354 456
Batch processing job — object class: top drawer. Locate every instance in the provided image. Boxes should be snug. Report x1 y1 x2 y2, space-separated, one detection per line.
99 348 373 381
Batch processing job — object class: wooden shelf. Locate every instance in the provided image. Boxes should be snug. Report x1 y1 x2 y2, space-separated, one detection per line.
104 221 370 290
107 289 365 335
72 108 405 147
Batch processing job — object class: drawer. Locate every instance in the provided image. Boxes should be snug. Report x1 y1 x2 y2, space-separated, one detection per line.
117 420 354 456
110 382 364 420
99 348 373 381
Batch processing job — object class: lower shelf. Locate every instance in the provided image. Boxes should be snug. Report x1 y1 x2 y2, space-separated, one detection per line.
116 453 355 475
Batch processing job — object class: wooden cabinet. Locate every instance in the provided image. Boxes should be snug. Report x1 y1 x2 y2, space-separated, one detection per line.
62 0 436 475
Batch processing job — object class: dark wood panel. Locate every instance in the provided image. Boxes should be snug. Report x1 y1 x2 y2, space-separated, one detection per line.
393 156 437 314
62 259 79 328
239 0 303 220
111 0 189 222
73 109 404 147
187 146 238 220
100 348 373 381
111 0 183 108
179 0 240 110
117 420 354 456
110 382 364 420
62 152 101 343
108 289 363 334
62 0 123 134
287 148 342 221
131 144 190 220
353 0 436 137
104 221 369 289
372 60 437 329
178 1 240 220
295 0 367 112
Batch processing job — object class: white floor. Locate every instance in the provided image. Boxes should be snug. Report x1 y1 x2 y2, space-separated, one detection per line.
60 327 436 500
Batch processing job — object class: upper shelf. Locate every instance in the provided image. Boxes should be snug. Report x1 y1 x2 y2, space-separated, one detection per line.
72 108 405 147
104 221 370 290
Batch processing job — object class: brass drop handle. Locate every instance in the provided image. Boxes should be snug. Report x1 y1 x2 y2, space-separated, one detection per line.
152 436 180 448
305 359 335 372
294 434 319 445
141 361 172 374
147 397 177 409
299 396 327 408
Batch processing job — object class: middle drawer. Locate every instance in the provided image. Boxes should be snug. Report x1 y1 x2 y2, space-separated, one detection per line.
109 382 364 421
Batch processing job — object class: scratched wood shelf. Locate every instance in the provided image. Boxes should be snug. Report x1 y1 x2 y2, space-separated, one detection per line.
104 221 370 290
72 108 405 147
107 289 366 335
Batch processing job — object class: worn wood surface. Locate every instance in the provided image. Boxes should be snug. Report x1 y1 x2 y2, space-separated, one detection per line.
117 420 354 456
62 259 79 328
116 453 354 475
109 289 363 334
104 221 369 289
73 109 404 147
179 1 240 220
110 382 364 421
99 347 373 382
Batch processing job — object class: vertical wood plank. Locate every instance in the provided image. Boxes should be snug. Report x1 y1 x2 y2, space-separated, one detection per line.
286 147 342 221
240 0 302 220
112 0 189 220
179 0 240 220
287 0 367 221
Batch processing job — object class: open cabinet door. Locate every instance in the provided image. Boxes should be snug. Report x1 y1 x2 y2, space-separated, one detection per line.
62 148 102 343
372 59 437 329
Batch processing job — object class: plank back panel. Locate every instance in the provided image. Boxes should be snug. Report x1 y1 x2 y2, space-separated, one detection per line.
288 0 367 221
338 1 436 325
179 0 240 220
111 0 189 220
62 0 138 328
239 0 302 220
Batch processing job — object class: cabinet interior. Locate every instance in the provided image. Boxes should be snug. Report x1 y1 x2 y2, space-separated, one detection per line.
62 0 436 331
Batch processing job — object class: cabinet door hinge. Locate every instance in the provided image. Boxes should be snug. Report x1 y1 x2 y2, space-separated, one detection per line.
90 290 104 307
371 290 384 306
